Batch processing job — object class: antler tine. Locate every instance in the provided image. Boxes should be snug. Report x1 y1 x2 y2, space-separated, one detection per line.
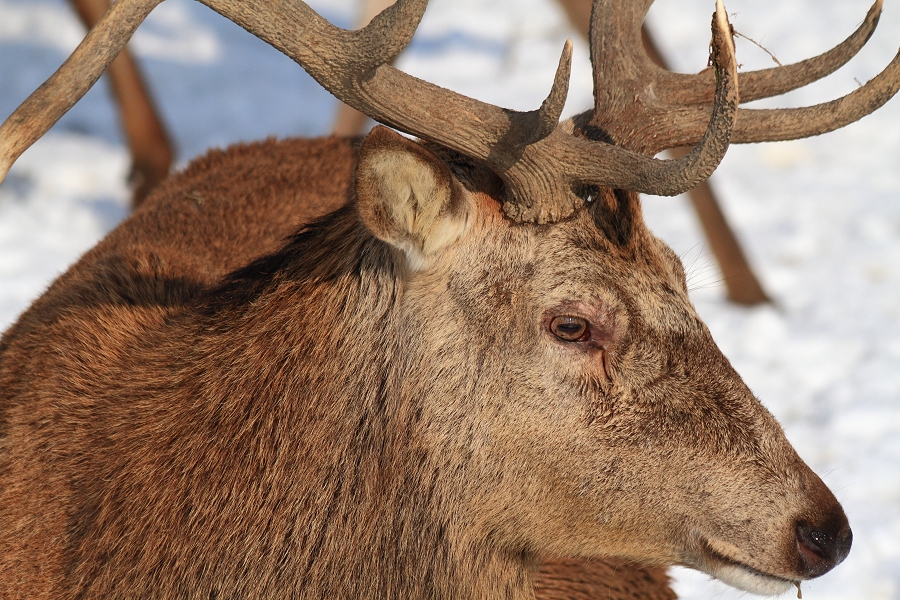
652 0 885 107
738 0 883 102
0 0 163 184
197 0 430 99
732 48 900 143
506 41 573 148
640 46 900 149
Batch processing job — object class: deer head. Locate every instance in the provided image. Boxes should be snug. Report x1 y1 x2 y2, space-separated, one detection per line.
344 125 850 596
0 0 897 598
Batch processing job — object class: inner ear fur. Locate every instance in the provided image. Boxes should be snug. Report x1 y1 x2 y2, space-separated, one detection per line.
356 126 470 269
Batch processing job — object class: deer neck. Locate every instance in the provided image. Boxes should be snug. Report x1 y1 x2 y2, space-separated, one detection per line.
183 208 537 599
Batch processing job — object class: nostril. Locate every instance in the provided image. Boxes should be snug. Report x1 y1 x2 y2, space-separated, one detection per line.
798 525 828 558
795 520 852 578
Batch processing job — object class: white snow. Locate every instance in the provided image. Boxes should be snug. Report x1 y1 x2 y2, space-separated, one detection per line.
1 0 899 597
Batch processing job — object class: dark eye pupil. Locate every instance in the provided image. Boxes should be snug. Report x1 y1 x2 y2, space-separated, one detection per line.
550 316 589 341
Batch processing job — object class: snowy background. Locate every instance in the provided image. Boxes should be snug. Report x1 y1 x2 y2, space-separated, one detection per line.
1 0 898 597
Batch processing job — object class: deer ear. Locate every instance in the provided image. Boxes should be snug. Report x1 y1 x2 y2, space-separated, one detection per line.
356 126 471 270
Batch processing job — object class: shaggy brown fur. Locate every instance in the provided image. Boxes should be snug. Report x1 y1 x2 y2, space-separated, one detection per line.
0 130 849 599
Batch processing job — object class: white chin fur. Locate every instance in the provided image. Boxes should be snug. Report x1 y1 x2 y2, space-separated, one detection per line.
711 563 793 596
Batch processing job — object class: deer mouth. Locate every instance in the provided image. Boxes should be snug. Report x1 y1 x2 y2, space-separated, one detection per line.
690 537 795 596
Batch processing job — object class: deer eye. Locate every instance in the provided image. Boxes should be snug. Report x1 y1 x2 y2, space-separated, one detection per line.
549 316 590 342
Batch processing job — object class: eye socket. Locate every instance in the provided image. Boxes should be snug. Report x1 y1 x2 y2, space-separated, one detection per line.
549 315 591 342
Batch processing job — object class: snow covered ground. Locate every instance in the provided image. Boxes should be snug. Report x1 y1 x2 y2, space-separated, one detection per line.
1 0 899 597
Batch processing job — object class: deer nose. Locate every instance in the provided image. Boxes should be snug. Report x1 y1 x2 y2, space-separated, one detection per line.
795 517 852 578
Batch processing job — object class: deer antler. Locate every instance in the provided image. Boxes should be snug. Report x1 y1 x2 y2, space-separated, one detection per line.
581 0 900 153
0 0 737 224
1 0 896 223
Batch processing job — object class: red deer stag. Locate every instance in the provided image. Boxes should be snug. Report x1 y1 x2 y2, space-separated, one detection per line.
1 0 898 598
